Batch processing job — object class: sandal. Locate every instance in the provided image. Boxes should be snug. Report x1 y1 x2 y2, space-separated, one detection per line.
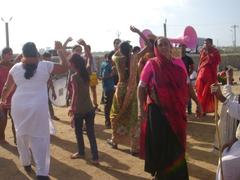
24 165 32 173
130 151 139 157
107 139 118 149
70 152 85 159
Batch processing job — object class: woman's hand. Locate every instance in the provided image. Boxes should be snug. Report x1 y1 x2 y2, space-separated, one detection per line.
77 39 86 46
138 108 147 122
70 117 75 128
0 99 7 112
211 83 226 102
130 25 140 34
115 87 123 108
68 109 74 117
66 37 73 43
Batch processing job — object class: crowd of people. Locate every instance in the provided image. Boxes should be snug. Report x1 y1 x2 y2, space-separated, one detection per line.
0 25 239 180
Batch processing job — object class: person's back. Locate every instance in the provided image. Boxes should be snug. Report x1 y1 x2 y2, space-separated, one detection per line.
68 53 99 164
12 61 51 103
10 61 53 137
112 54 127 83
71 73 93 114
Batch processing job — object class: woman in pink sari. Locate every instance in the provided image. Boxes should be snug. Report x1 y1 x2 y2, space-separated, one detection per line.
196 38 221 114
137 37 189 180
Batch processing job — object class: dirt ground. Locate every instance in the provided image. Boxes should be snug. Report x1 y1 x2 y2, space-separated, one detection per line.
1 72 240 180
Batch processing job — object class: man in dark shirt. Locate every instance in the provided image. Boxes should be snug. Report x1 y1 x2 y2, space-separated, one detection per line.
180 44 194 114
100 51 116 128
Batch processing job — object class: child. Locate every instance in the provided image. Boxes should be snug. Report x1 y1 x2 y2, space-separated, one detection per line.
68 53 99 164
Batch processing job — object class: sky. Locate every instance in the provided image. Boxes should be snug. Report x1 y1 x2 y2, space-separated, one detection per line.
0 0 239 53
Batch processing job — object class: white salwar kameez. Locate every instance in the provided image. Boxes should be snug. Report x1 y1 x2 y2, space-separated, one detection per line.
216 92 240 180
10 61 54 176
215 85 239 148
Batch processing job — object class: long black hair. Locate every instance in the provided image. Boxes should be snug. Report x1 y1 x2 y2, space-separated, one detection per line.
119 41 132 80
22 42 38 79
69 54 90 83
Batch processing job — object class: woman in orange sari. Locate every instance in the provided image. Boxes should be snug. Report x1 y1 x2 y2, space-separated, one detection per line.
196 38 221 114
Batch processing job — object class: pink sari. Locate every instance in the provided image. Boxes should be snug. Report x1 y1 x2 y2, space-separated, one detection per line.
139 49 188 159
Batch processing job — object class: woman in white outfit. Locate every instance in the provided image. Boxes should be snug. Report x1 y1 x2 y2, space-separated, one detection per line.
211 69 240 180
0 42 68 180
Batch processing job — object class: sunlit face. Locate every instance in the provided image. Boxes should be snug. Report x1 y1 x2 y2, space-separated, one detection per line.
156 38 171 59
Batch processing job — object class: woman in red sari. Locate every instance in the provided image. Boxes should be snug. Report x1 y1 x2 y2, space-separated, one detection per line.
196 38 221 114
137 37 189 180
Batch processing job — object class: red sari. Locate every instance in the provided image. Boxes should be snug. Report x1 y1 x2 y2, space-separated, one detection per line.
196 47 221 113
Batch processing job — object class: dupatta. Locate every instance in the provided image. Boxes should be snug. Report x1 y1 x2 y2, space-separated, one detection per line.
147 47 188 149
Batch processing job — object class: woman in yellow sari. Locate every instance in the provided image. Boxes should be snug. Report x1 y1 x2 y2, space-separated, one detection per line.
107 26 151 154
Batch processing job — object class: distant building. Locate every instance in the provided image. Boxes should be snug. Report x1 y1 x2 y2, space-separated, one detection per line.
195 37 206 53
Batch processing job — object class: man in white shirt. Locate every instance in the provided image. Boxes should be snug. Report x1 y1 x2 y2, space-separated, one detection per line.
211 69 240 180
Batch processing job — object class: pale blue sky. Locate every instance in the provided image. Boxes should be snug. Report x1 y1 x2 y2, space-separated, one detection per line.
0 0 239 53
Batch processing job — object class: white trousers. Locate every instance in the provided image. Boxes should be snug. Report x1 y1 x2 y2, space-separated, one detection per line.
216 140 240 180
16 135 50 176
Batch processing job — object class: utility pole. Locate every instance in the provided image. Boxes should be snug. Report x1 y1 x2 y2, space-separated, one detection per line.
163 19 167 37
1 17 12 47
231 24 239 48
116 30 121 39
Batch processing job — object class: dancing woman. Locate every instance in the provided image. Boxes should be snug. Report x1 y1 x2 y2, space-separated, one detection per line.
138 37 189 179
107 34 150 153
0 41 68 180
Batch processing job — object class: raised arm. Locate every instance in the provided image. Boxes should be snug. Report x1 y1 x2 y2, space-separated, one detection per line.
130 26 151 47
52 41 69 74
130 26 152 60
77 39 93 72
63 37 73 49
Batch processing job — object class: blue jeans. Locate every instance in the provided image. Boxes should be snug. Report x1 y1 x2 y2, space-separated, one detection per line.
74 110 98 160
